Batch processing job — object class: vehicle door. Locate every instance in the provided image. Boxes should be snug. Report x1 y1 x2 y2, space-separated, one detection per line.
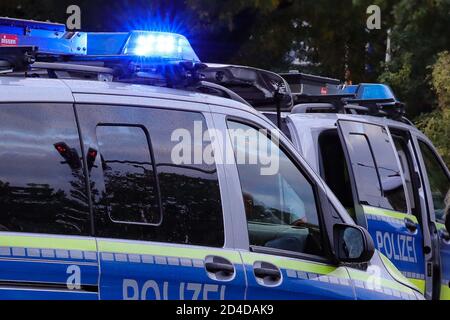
337 120 426 290
415 138 450 300
0 103 99 300
221 115 355 300
75 100 246 300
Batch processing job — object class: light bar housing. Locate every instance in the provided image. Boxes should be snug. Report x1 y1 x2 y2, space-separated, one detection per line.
0 17 87 55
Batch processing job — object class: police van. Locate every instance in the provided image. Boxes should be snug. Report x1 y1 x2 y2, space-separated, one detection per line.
251 73 450 300
0 17 424 300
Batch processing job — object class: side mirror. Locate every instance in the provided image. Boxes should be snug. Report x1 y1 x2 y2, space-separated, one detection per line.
334 224 375 263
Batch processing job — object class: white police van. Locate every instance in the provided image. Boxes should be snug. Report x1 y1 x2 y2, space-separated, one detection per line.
249 73 449 300
0 17 424 300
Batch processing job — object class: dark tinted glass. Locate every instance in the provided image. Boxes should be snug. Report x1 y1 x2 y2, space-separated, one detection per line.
77 105 224 247
96 125 160 225
227 121 323 256
419 141 450 222
341 121 408 213
392 135 416 211
319 131 355 213
0 104 90 235
347 133 382 206
366 125 407 213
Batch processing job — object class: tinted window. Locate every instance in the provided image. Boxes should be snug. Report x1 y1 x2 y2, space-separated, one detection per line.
419 141 450 222
77 105 224 247
347 133 383 207
341 122 408 213
368 126 408 213
0 104 90 235
392 135 416 212
228 121 323 256
96 125 160 225
319 130 355 219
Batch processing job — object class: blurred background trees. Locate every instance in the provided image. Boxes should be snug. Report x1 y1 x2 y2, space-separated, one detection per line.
1 0 449 164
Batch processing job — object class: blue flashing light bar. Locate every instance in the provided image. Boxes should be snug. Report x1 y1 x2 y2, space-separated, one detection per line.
358 83 396 100
122 31 199 62
342 83 397 100
0 17 200 62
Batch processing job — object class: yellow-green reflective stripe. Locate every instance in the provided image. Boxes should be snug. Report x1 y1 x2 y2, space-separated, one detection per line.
362 205 418 224
379 252 421 294
441 284 450 300
97 240 241 264
379 253 419 291
346 268 415 295
409 278 425 294
0 234 96 251
436 223 446 231
241 252 343 278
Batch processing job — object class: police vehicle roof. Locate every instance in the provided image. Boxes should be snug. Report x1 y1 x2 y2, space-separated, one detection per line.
0 76 263 117
288 112 428 140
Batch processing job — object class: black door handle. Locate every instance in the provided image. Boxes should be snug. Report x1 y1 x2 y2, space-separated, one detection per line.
404 218 418 233
204 256 235 281
205 261 234 275
254 267 282 281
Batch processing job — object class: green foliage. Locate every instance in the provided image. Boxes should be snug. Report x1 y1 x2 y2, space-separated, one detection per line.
416 108 450 167
379 0 450 117
431 51 450 110
416 51 450 167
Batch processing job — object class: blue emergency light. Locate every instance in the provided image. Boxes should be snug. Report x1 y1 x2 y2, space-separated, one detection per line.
0 17 200 63
122 31 199 61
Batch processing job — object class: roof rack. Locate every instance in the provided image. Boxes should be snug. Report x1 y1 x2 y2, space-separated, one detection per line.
291 93 411 124
200 64 293 127
279 72 342 96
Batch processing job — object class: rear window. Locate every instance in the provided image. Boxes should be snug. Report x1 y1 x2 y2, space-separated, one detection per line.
76 105 225 247
0 103 90 236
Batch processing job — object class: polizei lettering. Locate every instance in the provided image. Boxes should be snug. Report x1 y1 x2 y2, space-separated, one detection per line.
123 279 226 300
375 231 417 263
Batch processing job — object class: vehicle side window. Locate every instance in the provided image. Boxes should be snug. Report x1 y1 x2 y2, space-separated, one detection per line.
227 120 323 257
392 135 417 212
342 122 408 213
262 113 292 140
0 104 90 235
346 134 383 207
318 130 355 219
418 141 450 222
96 125 160 225
77 105 224 247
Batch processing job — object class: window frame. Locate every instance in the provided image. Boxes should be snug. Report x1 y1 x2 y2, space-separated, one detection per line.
390 129 423 220
317 129 356 219
337 119 411 215
225 116 332 264
95 123 163 227
416 138 450 223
